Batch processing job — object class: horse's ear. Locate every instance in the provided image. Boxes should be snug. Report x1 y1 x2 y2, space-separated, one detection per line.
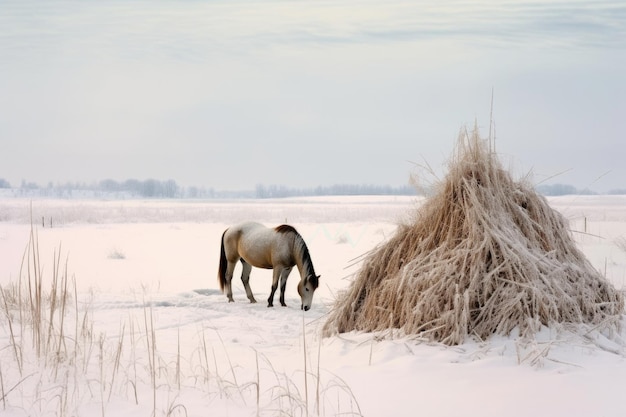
309 274 320 288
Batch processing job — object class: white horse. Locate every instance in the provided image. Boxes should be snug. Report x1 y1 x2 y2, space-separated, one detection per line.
218 222 320 311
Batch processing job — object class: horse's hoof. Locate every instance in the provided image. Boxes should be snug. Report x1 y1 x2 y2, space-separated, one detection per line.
267 303 273 308
250 299 257 304
280 303 287 307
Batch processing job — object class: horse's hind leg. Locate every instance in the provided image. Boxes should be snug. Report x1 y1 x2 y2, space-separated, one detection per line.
240 260 256 303
225 261 236 302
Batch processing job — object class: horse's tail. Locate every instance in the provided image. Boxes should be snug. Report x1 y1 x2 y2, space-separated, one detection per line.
218 229 228 292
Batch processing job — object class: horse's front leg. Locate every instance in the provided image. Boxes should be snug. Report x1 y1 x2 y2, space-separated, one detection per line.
278 267 293 307
268 267 281 307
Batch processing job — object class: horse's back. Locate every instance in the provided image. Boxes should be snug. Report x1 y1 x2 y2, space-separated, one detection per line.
225 222 277 269
234 222 272 242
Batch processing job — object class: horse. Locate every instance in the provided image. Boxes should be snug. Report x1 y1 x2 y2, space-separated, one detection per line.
218 222 320 311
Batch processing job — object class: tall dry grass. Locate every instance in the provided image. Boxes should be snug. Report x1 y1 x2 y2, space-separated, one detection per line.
0 224 362 416
323 127 624 345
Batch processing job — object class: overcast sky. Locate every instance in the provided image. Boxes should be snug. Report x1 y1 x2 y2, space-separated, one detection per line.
1 0 625 192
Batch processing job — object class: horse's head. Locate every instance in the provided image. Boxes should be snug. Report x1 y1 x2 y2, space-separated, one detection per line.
298 274 320 311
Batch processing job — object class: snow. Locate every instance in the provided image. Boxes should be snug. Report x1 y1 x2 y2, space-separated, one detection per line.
1 195 626 416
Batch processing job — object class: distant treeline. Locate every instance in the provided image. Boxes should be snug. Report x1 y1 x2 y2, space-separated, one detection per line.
254 183 416 198
0 178 417 199
1 178 624 198
6 178 188 198
535 183 626 196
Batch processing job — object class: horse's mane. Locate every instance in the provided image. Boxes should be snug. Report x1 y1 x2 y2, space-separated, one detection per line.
275 224 318 288
275 224 298 235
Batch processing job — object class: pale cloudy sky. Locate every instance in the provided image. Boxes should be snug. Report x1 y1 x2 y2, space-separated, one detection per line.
1 0 625 191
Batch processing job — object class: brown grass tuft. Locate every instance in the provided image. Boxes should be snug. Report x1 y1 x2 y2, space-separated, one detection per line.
323 127 624 345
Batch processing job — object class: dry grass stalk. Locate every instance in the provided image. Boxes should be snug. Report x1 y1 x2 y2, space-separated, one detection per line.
323 127 624 345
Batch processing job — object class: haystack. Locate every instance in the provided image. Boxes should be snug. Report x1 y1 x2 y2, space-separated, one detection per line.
323 128 624 345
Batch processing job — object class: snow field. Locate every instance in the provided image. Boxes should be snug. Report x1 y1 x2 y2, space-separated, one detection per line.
1 195 626 416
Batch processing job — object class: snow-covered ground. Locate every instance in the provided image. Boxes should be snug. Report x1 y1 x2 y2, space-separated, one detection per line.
1 195 626 416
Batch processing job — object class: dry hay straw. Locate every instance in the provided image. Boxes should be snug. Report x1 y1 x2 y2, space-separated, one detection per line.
323 127 624 345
